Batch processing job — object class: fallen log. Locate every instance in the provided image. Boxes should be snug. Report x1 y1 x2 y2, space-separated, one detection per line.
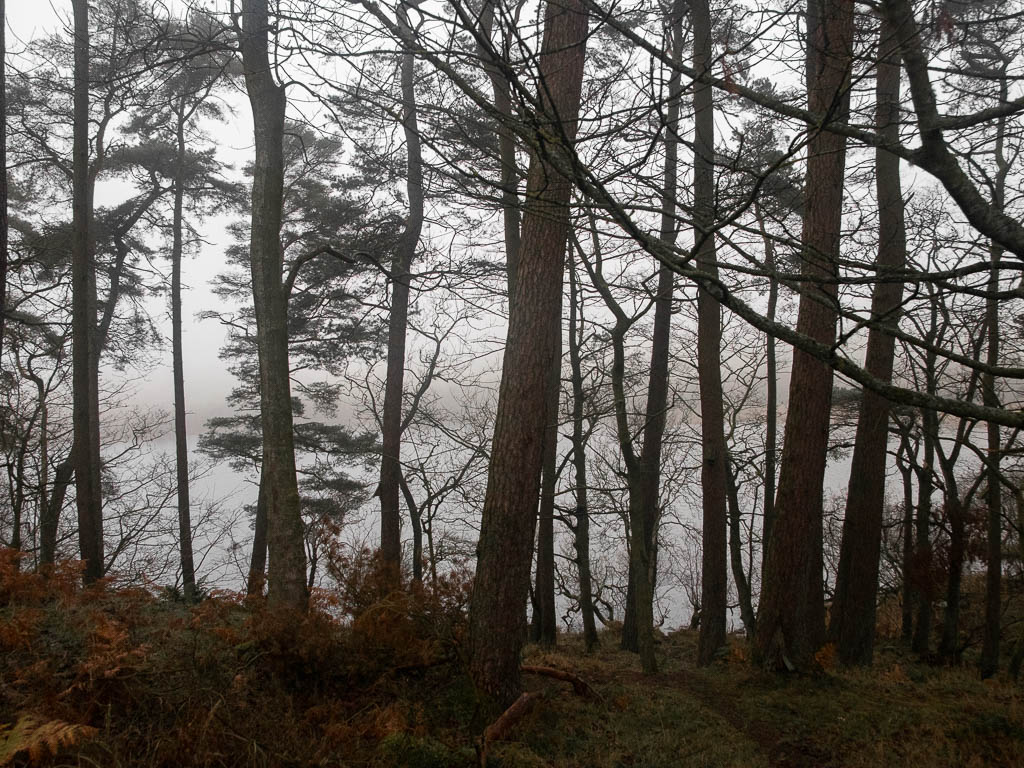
477 691 544 767
521 664 602 700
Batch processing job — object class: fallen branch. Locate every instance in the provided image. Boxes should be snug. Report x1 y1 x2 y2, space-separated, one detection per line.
521 665 603 701
477 691 544 767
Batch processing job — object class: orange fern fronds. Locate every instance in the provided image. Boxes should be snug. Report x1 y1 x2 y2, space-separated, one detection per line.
0 714 98 765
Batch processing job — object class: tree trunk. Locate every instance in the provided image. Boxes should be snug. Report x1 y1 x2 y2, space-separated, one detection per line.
246 465 268 596
534 329 560 647
755 0 854 671
897 436 915 642
476 0 521 294
399 474 423 584
239 0 307 611
693 0 728 667
829 19 907 666
912 406 937 654
727 457 756 637
171 101 196 603
940 497 965 662
468 0 586 708
0 0 7 357
620 0 683 661
71 0 104 584
758 202 779 566
378 5 424 583
979 75 1009 680
568 254 598 651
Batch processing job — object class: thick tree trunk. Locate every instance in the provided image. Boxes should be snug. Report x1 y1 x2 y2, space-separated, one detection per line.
378 7 424 582
568 256 598 651
693 0 728 667
534 331 561 647
755 0 853 671
239 0 307 611
71 0 104 584
468 0 586 708
171 102 197 603
829 19 907 666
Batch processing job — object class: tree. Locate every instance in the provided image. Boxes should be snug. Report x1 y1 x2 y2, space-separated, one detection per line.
378 2 425 582
829 15 908 667
237 0 307 610
755 0 854 671
71 0 104 583
468 0 588 706
693 0 728 666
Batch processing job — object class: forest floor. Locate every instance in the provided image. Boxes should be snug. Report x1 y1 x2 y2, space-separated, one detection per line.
1 556 1023 767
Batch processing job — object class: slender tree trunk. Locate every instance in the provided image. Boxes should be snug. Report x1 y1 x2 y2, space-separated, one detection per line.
468 0 586 707
246 467 268 596
378 6 424 582
757 203 779 564
912 406 936 654
72 0 104 584
476 0 521 293
171 102 196 603
897 435 915 641
0 0 7 356
693 0 728 667
755 0 854 671
727 457 756 636
568 255 598 651
399 474 423 584
534 329 561 647
980 77 1008 679
621 0 683 659
239 0 307 611
829 19 907 666
940 496 965 662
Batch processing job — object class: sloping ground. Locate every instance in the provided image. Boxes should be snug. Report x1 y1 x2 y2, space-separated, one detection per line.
1 556 1022 768
497 633 1024 768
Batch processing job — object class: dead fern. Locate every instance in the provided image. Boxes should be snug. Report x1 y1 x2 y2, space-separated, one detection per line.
0 713 98 765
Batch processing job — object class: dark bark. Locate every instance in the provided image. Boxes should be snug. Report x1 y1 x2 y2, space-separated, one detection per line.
246 466 268 596
758 203 778 563
399 474 423 584
0 0 7 356
727 457 756 636
693 0 728 667
476 0 521 293
620 0 683 663
755 0 853 671
829 19 907 667
980 75 1009 680
912 406 937 654
378 5 424 582
940 494 966 662
534 328 561 647
568 255 598 651
468 0 586 707
71 0 104 584
897 436 915 642
171 100 196 603
239 0 307 611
